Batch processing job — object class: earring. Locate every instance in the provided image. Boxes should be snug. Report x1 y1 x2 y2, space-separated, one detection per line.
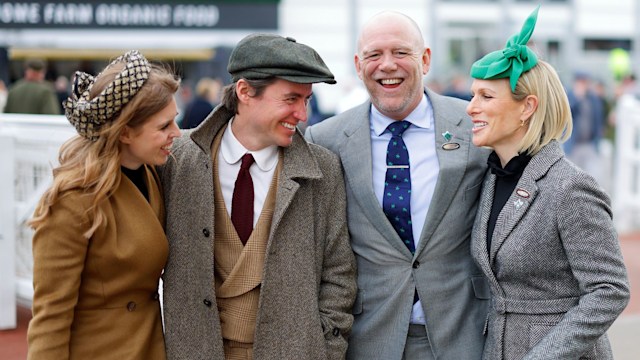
520 119 526 127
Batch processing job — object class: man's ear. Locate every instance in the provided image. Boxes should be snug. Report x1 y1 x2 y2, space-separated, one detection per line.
235 79 254 103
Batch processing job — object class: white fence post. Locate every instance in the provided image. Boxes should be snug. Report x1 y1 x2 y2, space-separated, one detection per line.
0 114 75 329
0 134 17 330
613 94 640 232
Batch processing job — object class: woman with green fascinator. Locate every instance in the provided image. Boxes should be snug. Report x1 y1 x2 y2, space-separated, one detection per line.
467 7 629 359
27 51 181 359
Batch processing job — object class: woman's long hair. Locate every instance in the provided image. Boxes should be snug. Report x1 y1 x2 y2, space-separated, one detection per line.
29 63 180 238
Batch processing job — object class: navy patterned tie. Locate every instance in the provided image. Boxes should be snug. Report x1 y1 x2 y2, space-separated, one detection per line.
383 121 415 254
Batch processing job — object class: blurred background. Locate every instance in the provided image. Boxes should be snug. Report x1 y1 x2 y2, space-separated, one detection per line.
1 0 639 358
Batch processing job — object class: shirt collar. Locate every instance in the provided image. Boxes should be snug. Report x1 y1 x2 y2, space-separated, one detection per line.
371 92 432 136
220 117 279 171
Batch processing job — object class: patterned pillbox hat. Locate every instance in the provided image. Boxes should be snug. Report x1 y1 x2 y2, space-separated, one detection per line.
64 50 151 141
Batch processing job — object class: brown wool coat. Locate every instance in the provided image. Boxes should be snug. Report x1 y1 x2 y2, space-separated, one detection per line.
27 166 168 360
159 105 357 360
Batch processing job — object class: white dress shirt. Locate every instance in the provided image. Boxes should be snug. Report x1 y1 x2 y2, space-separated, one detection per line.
218 118 279 226
370 93 440 324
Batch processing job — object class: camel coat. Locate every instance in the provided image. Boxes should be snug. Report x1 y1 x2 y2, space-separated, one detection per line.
27 166 168 360
159 105 357 360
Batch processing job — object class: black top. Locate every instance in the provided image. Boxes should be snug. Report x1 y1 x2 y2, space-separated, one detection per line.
486 151 531 250
121 165 149 201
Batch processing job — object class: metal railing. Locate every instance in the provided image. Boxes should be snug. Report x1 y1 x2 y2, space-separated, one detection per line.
0 114 74 329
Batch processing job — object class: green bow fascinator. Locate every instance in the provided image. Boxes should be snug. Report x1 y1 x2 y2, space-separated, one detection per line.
470 6 540 92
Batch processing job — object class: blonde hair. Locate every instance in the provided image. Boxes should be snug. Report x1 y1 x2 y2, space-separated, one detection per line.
29 62 179 238
512 60 572 155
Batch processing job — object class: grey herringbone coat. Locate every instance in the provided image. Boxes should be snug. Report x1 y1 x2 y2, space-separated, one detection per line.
159 105 357 360
472 141 630 360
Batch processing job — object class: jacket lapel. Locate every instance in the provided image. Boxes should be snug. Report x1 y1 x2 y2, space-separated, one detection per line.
489 176 538 263
473 174 495 273
341 102 414 257
488 141 565 263
270 131 323 240
415 89 471 254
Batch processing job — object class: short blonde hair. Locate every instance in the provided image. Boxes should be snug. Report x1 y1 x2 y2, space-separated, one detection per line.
512 60 572 155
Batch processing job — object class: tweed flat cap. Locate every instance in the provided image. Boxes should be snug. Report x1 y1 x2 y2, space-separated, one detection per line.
228 33 336 84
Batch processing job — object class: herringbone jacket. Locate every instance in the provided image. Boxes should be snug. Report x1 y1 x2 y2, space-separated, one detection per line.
471 140 630 359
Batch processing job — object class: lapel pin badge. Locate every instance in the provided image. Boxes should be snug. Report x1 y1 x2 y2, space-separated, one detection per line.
513 198 524 210
441 131 460 150
516 188 530 198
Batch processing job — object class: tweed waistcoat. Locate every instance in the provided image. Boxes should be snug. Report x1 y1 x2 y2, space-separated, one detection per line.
211 126 280 344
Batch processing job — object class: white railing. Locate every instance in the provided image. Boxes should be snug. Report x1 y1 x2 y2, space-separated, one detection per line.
0 114 74 329
614 94 640 232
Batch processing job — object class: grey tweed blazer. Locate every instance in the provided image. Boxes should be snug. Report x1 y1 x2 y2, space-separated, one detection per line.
306 88 491 360
472 140 630 360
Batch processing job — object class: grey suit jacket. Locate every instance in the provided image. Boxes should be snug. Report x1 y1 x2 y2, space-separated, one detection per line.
306 88 491 360
160 105 357 360
472 141 630 360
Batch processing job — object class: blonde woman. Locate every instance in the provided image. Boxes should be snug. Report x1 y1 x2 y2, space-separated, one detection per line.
27 50 180 359
467 8 629 359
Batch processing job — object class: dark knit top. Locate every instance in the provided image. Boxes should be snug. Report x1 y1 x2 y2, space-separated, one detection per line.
121 165 149 201
486 151 531 250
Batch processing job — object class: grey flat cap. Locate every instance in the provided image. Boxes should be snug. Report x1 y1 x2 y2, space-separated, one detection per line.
228 33 336 84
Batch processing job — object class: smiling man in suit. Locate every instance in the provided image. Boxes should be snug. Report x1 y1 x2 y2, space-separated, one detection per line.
306 11 490 360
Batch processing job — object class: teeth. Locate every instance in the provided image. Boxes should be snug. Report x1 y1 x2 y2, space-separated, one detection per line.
380 79 402 85
281 122 295 130
474 122 488 128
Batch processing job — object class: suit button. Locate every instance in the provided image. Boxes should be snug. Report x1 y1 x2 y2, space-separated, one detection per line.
203 299 212 307
127 301 137 311
332 328 340 337
202 228 210 237
412 261 420 269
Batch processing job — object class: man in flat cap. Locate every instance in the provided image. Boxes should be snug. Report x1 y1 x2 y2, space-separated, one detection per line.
159 33 356 360
4 58 60 114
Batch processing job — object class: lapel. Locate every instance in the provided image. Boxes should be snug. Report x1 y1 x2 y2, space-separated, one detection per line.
144 165 164 224
340 102 414 257
473 173 496 275
488 141 565 263
269 130 323 240
190 104 235 157
118 166 164 228
415 89 472 254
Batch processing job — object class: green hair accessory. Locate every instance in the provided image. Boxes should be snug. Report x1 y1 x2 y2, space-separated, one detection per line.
470 6 540 92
